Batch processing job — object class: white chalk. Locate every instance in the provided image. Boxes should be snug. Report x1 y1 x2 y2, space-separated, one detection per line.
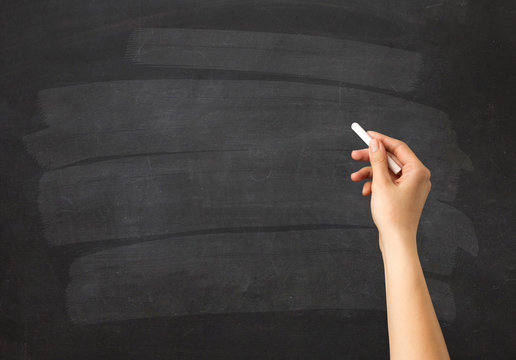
351 122 402 175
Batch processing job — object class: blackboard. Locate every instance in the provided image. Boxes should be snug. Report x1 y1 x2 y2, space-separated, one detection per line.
1 1 515 358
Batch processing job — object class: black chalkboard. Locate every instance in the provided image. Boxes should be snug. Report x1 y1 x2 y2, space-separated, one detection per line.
1 1 515 358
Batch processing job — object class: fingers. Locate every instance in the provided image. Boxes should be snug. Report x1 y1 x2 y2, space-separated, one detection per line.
367 131 420 165
350 166 372 182
362 181 372 196
352 148 402 171
351 148 370 161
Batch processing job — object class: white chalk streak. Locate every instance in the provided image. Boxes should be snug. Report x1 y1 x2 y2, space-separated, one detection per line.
66 230 455 324
37 150 476 276
156 0 425 25
38 150 370 245
126 28 422 92
24 80 472 202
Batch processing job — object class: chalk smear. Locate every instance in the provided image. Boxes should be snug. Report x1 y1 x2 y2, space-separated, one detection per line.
66 230 455 324
24 79 471 201
125 28 422 92
38 150 371 245
149 0 426 26
25 79 477 274
37 150 475 276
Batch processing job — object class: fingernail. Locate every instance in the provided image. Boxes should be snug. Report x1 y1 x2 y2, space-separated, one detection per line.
370 139 378 152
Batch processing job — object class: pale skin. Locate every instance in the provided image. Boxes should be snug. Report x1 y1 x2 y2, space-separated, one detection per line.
350 131 450 360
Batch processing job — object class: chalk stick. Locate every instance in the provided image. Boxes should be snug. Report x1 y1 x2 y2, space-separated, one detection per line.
351 122 402 174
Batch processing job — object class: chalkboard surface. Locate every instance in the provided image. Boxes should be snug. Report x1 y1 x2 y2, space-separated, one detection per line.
1 1 515 358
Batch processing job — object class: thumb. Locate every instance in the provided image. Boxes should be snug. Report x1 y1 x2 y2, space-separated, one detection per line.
369 138 390 185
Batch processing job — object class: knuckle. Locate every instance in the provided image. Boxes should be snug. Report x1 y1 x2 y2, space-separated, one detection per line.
424 167 431 180
397 140 409 150
413 167 424 177
414 166 431 181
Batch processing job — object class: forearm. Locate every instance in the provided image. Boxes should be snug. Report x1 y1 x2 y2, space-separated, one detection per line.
381 232 450 360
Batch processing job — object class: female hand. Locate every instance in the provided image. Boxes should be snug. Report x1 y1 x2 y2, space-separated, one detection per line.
351 132 450 360
350 131 432 250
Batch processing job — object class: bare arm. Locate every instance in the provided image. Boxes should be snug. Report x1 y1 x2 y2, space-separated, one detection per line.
351 132 450 359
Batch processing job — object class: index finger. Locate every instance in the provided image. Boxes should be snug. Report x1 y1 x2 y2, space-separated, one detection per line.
367 131 420 165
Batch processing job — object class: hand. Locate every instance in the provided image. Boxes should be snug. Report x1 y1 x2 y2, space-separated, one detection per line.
350 131 432 249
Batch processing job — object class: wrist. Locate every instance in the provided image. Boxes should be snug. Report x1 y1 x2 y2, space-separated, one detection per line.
379 224 418 240
379 230 418 260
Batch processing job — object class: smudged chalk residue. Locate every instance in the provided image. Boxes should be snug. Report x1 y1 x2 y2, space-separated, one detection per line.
37 149 371 245
65 230 455 324
24 78 477 282
36 149 476 276
125 28 422 92
21 28 475 325
134 0 428 26
23 79 471 202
